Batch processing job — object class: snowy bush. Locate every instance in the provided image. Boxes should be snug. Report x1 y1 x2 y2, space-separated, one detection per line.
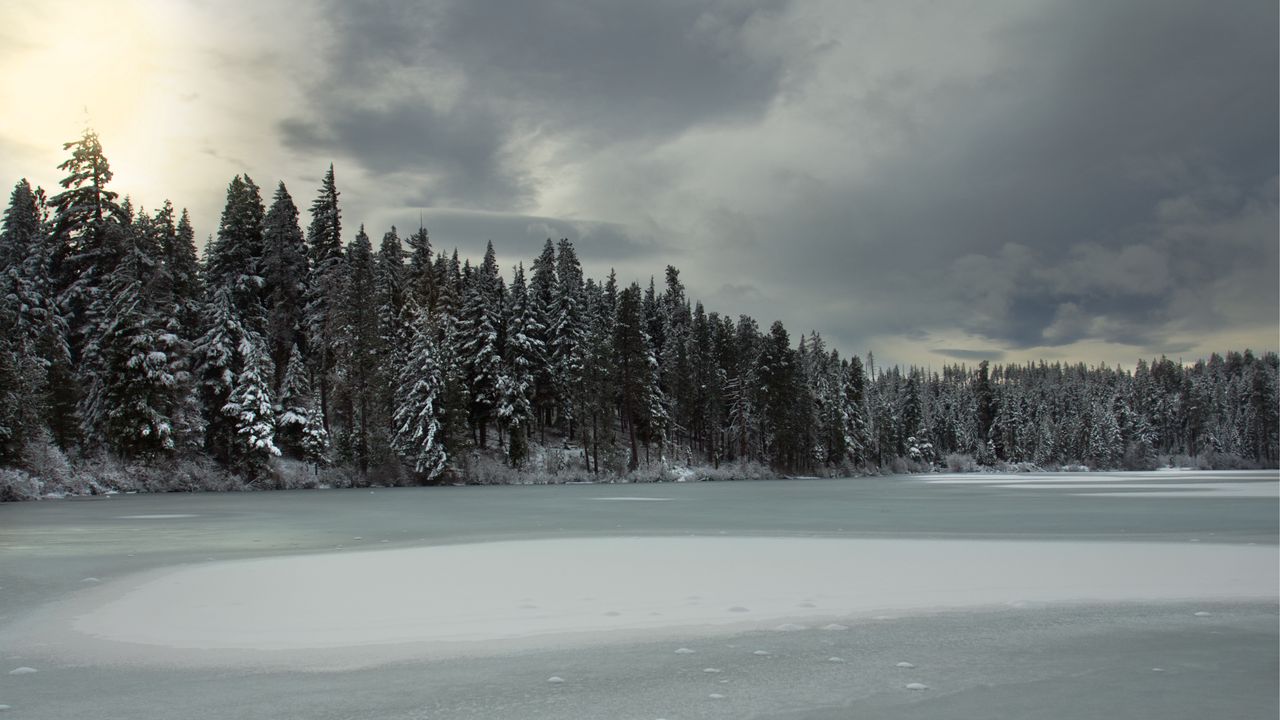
20 436 77 489
945 453 978 473
0 468 42 501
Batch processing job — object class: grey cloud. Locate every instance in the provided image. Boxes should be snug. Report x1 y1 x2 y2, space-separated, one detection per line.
684 0 1276 360
936 349 1007 362
266 0 1274 367
280 99 529 211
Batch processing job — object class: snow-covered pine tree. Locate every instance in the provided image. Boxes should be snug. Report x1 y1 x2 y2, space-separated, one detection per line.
1086 399 1122 469
195 287 242 466
393 312 448 480
405 225 435 316
840 354 869 468
304 164 343 430
79 209 186 457
261 182 309 387
614 283 652 471
301 395 331 472
498 263 542 468
205 175 266 329
436 308 472 472
224 330 280 479
458 242 504 449
660 266 692 452
48 129 126 348
581 272 619 472
335 226 382 476
168 208 204 332
0 179 63 457
527 238 557 438
274 343 312 457
550 239 587 439
375 226 411 403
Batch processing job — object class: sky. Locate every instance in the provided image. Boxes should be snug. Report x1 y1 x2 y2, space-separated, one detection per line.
0 0 1275 369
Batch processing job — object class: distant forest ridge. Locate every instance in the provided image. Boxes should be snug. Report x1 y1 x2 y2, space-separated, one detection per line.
1 130 1276 498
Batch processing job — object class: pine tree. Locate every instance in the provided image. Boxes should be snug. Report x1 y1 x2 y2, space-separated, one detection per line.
498 263 542 467
168 208 204 331
335 226 382 476
393 312 449 479
458 242 504 448
79 210 188 457
405 225 435 315
528 238 557 437
550 239 586 439
195 287 242 465
0 179 63 456
49 129 126 346
274 343 311 457
304 164 343 430
261 182 309 385
205 175 266 327
582 272 619 472
224 330 280 479
615 283 653 471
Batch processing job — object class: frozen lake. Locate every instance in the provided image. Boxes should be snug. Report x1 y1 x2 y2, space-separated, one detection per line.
1 470 1277 719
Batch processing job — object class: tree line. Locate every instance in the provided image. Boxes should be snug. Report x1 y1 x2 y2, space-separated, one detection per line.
1 130 1276 488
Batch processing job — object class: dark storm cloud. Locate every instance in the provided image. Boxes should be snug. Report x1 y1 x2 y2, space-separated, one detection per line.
269 0 1274 364
278 0 793 211
735 0 1277 357
280 99 527 210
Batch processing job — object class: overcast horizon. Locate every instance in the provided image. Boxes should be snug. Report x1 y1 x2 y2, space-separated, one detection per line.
1 0 1276 369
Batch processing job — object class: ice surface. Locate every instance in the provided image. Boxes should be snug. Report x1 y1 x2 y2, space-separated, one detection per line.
114 514 199 519
592 497 672 502
35 537 1273 666
7 668 36 675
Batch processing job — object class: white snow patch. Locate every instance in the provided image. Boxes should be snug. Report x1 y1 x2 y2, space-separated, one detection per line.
0 704 11 710
827 656 846 663
115 514 199 519
40 537 1277 667
906 682 929 691
821 623 849 631
1193 611 1212 617
80 578 101 584
674 647 696 654
703 667 721 673
7 667 36 675
592 497 672 502
753 650 770 656
708 693 725 699
546 676 564 684
896 661 915 669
